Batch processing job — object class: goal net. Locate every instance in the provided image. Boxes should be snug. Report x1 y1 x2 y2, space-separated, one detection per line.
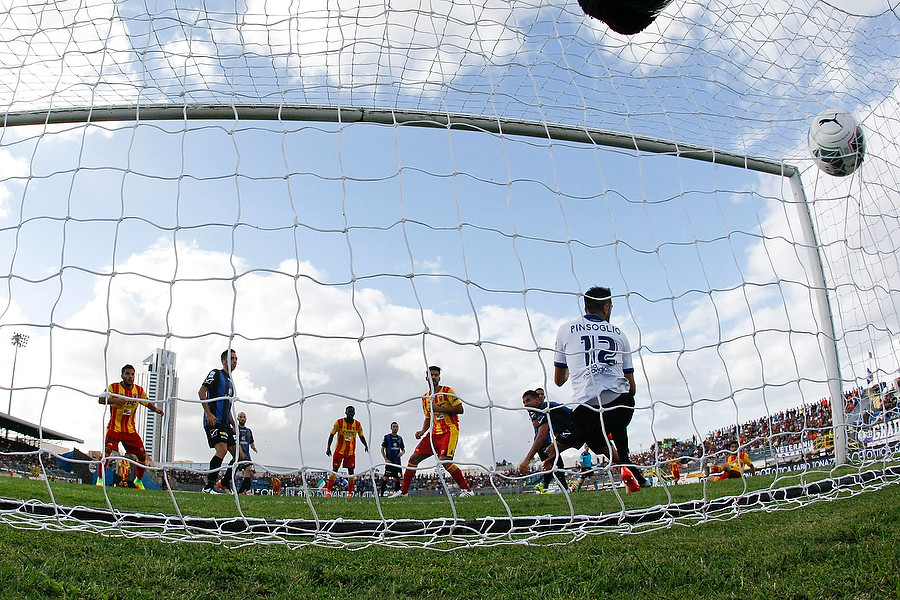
1 0 899 549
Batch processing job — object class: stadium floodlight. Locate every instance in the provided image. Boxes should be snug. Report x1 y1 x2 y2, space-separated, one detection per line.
7 333 29 416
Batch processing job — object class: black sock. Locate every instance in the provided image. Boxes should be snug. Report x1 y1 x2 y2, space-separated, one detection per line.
554 470 568 487
632 468 647 486
208 455 223 487
221 458 235 487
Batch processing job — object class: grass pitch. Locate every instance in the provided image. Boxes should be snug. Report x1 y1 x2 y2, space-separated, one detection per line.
0 475 898 599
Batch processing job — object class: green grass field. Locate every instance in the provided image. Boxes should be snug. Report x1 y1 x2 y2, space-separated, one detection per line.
1 476 898 599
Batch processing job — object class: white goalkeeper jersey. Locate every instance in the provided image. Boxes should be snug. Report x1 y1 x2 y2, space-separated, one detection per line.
554 313 633 407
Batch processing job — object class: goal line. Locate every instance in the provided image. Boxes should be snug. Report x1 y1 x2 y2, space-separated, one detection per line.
3 466 895 549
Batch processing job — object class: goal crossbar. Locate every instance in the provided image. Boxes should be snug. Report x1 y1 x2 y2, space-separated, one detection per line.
2 104 796 177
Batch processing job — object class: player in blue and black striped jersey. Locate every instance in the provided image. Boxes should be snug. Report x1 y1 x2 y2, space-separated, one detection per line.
199 349 238 494
236 412 257 494
379 422 405 496
518 389 617 491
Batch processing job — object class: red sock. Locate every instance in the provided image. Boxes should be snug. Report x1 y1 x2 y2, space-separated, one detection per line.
446 464 470 491
347 479 355 495
135 454 147 480
326 475 335 492
400 468 414 494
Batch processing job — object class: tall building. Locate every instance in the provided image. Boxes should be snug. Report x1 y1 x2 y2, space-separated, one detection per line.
135 349 178 464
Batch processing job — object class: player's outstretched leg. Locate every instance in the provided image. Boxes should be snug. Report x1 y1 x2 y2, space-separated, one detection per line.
577 0 674 35
443 462 474 497
394 466 416 497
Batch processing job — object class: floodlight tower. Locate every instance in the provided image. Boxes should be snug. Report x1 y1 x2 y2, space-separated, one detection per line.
7 332 29 415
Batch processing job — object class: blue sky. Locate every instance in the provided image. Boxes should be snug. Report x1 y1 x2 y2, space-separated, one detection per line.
0 0 898 474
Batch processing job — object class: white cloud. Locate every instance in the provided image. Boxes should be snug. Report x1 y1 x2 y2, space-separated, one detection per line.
824 0 895 16
800 87 900 380
0 148 29 218
0 0 139 110
0 0 530 109
238 0 527 95
1 238 561 471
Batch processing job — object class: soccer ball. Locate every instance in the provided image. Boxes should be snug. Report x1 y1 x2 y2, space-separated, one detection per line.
808 110 865 177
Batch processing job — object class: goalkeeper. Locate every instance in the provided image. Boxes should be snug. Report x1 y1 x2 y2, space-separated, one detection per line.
553 285 648 489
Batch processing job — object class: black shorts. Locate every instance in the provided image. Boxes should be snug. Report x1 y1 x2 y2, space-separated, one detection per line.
570 405 612 457
384 464 402 478
205 424 236 449
238 451 252 469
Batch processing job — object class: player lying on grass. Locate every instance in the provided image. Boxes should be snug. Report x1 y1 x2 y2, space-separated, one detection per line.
710 441 756 480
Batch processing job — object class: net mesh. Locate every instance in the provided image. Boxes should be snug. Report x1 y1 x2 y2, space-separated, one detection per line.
1 0 899 549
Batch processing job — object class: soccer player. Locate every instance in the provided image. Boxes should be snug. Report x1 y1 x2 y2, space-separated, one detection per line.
379 421 405 496
98 364 164 490
325 406 369 497
711 441 756 481
528 388 551 489
199 349 239 494
532 388 551 460
389 366 474 498
236 412 258 495
518 389 577 493
554 285 648 489
115 454 133 487
576 446 598 491
669 457 682 484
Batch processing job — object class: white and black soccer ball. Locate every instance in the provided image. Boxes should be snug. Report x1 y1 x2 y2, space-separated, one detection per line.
808 110 865 177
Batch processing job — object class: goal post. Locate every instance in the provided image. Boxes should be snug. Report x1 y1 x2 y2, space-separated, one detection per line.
787 171 847 466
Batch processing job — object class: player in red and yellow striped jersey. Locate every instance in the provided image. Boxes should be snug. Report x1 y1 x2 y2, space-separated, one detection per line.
98 364 164 488
325 406 369 497
712 440 756 480
669 458 682 484
390 366 474 497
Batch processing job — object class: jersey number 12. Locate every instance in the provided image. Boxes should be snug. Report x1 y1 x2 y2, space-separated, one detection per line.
581 335 617 366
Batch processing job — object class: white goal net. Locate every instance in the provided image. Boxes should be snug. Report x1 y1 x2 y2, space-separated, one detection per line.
1 0 899 549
